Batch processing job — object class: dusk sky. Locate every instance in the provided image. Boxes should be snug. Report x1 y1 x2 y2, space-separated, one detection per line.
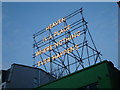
2 2 118 70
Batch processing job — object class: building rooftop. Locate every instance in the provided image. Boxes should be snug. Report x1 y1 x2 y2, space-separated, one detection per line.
35 60 120 89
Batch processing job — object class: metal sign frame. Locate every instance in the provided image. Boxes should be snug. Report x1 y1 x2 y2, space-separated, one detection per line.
32 8 102 79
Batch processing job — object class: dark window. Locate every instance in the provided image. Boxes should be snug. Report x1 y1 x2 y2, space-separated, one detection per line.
77 82 99 90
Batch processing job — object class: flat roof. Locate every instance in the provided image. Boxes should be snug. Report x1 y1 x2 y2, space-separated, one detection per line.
36 60 119 88
12 63 53 76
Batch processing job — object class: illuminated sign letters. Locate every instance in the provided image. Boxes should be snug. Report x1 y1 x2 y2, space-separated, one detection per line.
45 18 66 30
35 13 82 67
37 44 79 66
36 31 81 56
43 25 70 42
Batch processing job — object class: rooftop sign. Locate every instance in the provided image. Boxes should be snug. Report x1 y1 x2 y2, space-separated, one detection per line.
33 8 101 78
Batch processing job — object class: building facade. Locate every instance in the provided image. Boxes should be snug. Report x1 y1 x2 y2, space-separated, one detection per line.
0 64 56 89
35 60 120 89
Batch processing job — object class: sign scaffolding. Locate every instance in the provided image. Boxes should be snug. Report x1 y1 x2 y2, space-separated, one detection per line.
32 8 102 79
